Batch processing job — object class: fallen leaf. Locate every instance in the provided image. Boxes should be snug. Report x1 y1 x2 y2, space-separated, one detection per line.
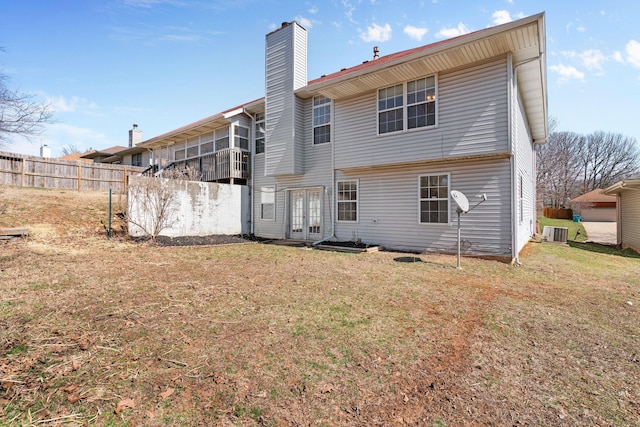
63 384 80 393
159 387 175 400
67 393 82 403
115 398 135 413
72 359 81 370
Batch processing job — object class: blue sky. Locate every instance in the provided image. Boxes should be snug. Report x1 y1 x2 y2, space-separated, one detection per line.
1 0 639 157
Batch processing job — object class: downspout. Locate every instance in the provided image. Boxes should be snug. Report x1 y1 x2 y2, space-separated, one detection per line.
312 99 336 246
508 53 520 265
242 109 256 235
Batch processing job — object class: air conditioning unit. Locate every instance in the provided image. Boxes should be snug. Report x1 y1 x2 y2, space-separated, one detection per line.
542 226 569 243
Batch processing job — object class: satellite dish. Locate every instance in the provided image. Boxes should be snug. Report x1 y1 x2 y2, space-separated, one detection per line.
450 190 469 213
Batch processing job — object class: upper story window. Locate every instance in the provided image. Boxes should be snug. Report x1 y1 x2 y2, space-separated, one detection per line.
234 125 249 151
378 84 403 134
215 127 229 151
419 173 449 224
255 112 265 154
313 96 331 144
378 75 437 135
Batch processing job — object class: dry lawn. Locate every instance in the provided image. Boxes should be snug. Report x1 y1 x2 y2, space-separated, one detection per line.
0 186 639 426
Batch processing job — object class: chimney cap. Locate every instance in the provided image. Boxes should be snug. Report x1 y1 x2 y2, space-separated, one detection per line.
373 46 379 60
132 124 138 129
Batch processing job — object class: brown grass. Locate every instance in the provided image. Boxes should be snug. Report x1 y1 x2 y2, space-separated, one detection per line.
1 186 639 426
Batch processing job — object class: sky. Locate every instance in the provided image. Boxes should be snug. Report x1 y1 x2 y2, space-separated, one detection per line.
1 0 639 157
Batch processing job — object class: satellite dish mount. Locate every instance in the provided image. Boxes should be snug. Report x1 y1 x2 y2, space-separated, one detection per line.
450 190 487 269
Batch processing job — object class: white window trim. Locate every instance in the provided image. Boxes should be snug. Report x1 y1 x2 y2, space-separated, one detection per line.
233 124 250 151
312 96 332 145
254 112 265 155
377 74 438 137
336 179 359 223
417 172 451 225
260 186 276 221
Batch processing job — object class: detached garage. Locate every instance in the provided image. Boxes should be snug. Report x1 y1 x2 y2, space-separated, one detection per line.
570 189 617 222
603 177 640 253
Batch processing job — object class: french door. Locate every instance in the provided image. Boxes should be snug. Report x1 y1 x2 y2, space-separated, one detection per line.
289 189 322 241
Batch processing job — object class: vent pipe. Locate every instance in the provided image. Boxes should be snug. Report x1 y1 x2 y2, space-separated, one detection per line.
373 46 379 60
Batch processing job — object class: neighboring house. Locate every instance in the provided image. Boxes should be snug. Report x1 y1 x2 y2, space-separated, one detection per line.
134 13 548 261
80 146 129 163
59 152 92 162
80 125 151 167
570 189 617 222
603 177 640 253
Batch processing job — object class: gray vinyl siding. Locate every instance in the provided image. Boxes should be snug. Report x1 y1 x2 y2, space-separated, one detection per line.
514 90 536 254
620 190 640 250
264 23 307 177
335 158 513 255
253 99 333 239
333 57 509 170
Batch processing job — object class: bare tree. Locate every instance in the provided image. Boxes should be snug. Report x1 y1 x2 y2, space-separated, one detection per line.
60 145 83 156
578 131 639 192
0 71 54 147
536 131 585 207
126 166 201 242
537 128 639 207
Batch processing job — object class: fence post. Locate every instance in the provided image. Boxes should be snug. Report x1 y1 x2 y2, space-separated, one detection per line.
77 163 81 191
21 157 26 187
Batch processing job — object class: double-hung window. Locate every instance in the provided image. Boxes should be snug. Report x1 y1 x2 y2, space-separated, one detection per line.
378 75 437 134
313 96 331 144
337 180 358 222
255 112 265 154
261 187 275 220
378 84 404 134
419 174 449 224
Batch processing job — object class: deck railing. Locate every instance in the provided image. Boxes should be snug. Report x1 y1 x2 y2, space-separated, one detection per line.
163 148 250 182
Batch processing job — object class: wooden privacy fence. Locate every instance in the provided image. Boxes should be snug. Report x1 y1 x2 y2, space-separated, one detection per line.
543 208 573 219
0 151 146 192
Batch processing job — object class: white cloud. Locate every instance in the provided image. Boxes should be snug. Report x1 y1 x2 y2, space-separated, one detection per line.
342 0 357 24
550 64 585 83
48 96 99 114
561 49 610 75
492 10 525 25
626 40 640 69
435 23 470 39
580 49 607 73
6 123 112 157
295 16 313 29
576 25 586 32
403 25 428 41
360 23 392 43
308 6 318 14
612 51 624 64
492 10 510 25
